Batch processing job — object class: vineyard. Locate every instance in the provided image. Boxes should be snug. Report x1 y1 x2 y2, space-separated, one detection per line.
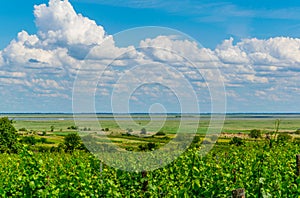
0 142 300 197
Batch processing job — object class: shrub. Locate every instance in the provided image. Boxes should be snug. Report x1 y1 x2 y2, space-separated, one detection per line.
22 136 37 145
40 138 47 144
64 133 81 152
67 126 78 130
155 131 166 136
277 133 292 144
249 129 262 139
294 138 300 145
19 128 27 132
122 133 132 137
229 137 244 146
0 117 19 153
295 129 300 134
192 136 201 144
140 128 147 135
138 142 158 151
125 147 134 151
82 127 91 131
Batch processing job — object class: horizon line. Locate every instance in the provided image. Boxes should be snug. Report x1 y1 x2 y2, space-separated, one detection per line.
1 112 300 114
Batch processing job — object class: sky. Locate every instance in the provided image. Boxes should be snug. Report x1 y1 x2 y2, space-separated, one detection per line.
0 0 299 113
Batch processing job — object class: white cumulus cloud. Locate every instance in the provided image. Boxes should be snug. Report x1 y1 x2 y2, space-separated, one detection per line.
0 0 299 112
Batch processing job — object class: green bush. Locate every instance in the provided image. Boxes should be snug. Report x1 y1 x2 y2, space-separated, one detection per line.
40 138 47 144
21 136 37 145
138 142 158 151
249 129 262 139
192 136 201 144
64 133 81 152
30 146 51 153
229 137 244 146
1 143 300 196
155 131 166 136
293 138 300 145
140 128 147 135
295 129 300 134
67 126 78 130
19 128 27 132
277 133 292 144
0 117 19 153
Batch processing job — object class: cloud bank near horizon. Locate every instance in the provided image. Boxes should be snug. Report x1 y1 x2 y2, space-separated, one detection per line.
0 0 299 112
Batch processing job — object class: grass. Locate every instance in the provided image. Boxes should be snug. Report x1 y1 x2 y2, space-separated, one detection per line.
222 119 300 133
9 114 300 151
14 118 300 134
14 120 75 131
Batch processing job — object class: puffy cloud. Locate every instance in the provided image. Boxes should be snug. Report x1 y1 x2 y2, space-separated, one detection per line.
34 0 108 47
2 31 66 66
140 35 218 63
87 37 138 60
0 0 123 103
0 0 299 112
241 37 300 64
215 38 249 64
216 37 300 68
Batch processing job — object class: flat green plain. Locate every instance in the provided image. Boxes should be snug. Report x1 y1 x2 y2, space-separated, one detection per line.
12 116 300 134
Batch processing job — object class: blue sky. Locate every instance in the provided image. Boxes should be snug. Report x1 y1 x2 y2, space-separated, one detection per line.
0 0 300 113
2 0 300 49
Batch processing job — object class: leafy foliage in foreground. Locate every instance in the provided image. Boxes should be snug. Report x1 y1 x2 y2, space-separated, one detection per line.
0 117 19 153
0 142 299 197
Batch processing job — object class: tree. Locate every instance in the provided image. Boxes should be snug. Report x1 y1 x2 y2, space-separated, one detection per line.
19 127 27 132
138 142 158 151
140 128 147 135
192 136 201 144
67 126 78 130
229 137 244 146
40 138 47 144
64 133 81 152
50 125 55 132
155 131 166 136
22 136 37 145
0 117 19 153
249 129 262 139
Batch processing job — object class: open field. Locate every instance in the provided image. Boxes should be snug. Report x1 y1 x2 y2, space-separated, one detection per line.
12 114 300 134
7 113 300 150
